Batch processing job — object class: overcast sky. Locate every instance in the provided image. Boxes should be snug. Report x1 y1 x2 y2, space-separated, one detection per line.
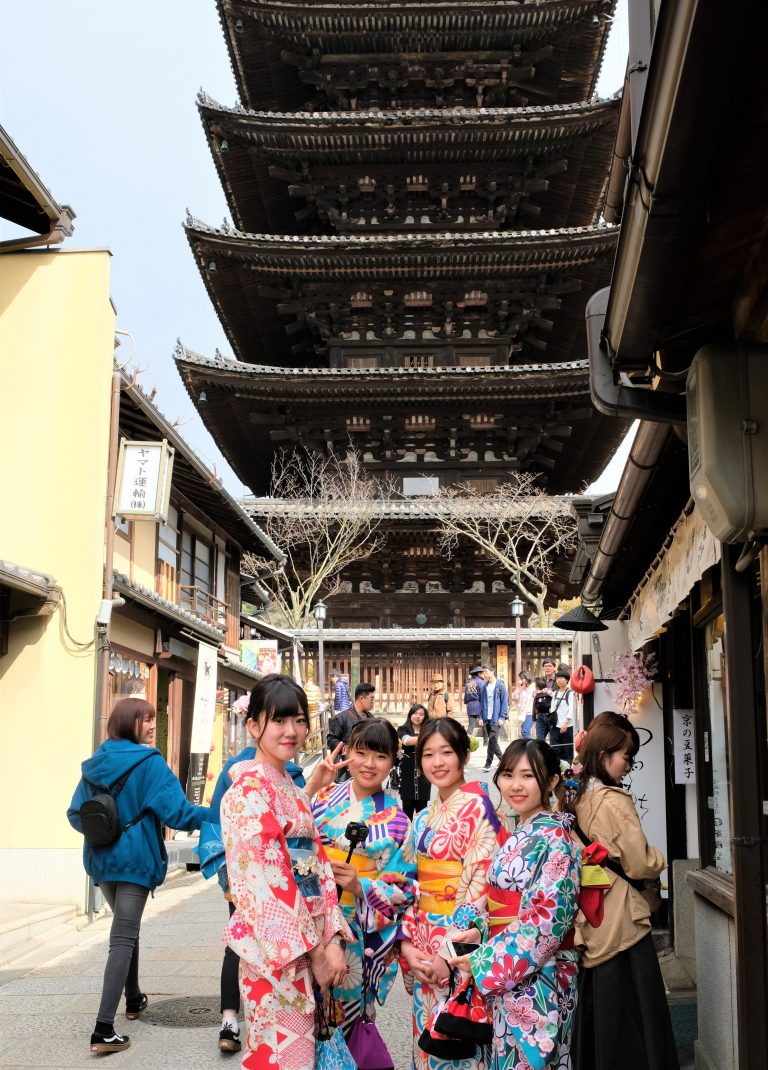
2 0 630 496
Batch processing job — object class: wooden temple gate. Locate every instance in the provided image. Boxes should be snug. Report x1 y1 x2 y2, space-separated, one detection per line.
300 641 565 716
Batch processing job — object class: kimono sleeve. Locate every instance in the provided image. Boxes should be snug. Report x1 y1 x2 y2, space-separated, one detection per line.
358 816 417 934
314 829 354 946
223 782 322 969
450 796 500 933
470 829 580 998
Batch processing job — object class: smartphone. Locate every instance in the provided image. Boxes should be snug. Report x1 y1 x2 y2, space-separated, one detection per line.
439 939 479 961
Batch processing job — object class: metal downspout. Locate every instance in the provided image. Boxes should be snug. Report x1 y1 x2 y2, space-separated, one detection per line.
581 421 671 606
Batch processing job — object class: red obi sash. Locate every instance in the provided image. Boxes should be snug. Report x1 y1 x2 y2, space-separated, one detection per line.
488 885 574 950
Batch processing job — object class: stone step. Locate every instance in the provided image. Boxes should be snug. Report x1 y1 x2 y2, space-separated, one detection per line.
0 902 77 964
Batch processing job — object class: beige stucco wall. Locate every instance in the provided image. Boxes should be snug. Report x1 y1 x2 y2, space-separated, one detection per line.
0 249 114 907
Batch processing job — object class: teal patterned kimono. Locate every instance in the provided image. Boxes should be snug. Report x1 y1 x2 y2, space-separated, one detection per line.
311 780 416 1034
469 812 581 1070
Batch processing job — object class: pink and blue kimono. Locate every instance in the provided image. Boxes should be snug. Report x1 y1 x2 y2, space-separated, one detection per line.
311 779 416 1035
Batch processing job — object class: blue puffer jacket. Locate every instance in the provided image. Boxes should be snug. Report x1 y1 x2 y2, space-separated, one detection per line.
67 739 210 891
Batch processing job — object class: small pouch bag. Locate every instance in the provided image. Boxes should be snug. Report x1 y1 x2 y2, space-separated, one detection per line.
434 972 492 1045
417 974 477 1061
315 988 357 1070
346 940 394 1070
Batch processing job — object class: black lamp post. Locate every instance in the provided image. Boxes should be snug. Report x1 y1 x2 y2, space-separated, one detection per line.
313 599 327 753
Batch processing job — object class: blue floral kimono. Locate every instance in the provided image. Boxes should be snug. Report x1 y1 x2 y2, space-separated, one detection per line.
311 779 416 1034
469 812 581 1070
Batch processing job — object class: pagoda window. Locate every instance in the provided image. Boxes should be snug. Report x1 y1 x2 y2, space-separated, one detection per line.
345 355 378 369
346 415 372 430
403 352 434 368
467 478 500 493
459 353 494 367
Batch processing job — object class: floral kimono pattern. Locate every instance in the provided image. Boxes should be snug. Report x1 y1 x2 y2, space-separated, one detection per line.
469 812 581 1070
221 759 351 1070
311 780 416 1034
399 780 500 1070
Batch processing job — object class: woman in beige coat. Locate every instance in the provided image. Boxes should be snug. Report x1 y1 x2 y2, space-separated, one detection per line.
566 716 679 1070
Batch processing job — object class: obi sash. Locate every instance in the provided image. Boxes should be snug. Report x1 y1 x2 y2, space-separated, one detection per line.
489 885 574 950
286 836 321 898
417 856 463 916
325 845 377 907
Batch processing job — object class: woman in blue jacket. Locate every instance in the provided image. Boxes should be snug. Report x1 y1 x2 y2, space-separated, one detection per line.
68 697 210 1055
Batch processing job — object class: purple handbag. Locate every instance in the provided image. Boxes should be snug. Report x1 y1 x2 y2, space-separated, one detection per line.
346 1017 393 1070
346 946 394 1070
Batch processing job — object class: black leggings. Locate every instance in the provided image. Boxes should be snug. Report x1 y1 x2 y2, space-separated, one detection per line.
220 899 240 1013
97 881 149 1025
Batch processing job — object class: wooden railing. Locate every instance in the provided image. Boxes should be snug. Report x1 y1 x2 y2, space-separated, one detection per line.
179 584 228 628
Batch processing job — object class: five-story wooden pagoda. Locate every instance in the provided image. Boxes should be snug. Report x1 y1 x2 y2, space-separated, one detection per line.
177 0 624 667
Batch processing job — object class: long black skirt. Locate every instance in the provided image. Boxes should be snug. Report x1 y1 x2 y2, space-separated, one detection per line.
573 932 680 1070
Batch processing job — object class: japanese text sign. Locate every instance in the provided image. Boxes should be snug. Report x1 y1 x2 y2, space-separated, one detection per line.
114 440 174 521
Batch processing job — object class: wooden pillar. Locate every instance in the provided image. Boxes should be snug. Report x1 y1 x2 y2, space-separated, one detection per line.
721 543 768 1069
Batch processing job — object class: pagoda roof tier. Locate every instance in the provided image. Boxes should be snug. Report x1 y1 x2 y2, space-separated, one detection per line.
199 94 619 233
185 218 617 366
174 344 629 494
217 0 616 111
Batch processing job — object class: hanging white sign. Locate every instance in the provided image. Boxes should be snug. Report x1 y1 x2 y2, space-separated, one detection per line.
114 440 174 521
673 708 697 784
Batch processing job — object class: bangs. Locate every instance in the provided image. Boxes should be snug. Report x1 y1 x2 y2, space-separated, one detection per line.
349 717 398 760
250 675 309 722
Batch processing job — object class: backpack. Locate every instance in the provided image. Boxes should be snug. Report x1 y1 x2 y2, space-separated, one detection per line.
533 691 552 720
79 753 154 847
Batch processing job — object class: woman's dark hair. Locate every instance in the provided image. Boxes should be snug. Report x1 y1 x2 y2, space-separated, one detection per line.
560 714 640 811
247 673 309 727
349 717 399 762
493 739 561 809
107 697 154 742
415 717 470 773
554 667 571 683
518 670 532 684
534 676 547 690
404 703 429 734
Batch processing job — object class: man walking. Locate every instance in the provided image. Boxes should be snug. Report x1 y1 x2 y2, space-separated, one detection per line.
479 664 508 771
548 667 575 761
427 672 455 718
542 657 557 692
327 681 376 780
329 670 352 713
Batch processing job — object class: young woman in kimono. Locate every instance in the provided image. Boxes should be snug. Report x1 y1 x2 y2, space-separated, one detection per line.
398 717 501 1070
449 740 581 1070
220 674 352 1070
311 717 416 1035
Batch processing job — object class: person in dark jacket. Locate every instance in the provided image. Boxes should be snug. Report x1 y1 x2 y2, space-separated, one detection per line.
463 666 484 733
396 703 433 819
67 697 210 1055
326 681 376 780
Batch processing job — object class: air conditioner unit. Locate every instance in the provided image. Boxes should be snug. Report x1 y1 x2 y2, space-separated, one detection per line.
687 343 768 542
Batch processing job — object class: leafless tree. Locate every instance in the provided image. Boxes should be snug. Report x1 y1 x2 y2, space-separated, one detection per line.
242 447 388 628
429 474 578 622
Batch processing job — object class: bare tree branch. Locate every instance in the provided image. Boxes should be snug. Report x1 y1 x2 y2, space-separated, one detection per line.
242 447 389 628
427 474 578 620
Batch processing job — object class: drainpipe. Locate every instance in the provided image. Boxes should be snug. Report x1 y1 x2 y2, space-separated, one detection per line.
581 421 671 606
93 369 122 748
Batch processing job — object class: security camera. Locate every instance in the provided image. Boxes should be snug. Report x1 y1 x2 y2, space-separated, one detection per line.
96 596 126 626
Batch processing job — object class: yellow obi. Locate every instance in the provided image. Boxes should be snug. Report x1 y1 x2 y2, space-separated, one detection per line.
325 846 376 908
417 855 463 915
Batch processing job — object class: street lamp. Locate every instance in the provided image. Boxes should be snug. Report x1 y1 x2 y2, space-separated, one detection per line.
313 599 327 754
510 596 524 683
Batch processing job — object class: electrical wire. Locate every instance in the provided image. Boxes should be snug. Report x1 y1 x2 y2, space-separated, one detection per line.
58 589 96 649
